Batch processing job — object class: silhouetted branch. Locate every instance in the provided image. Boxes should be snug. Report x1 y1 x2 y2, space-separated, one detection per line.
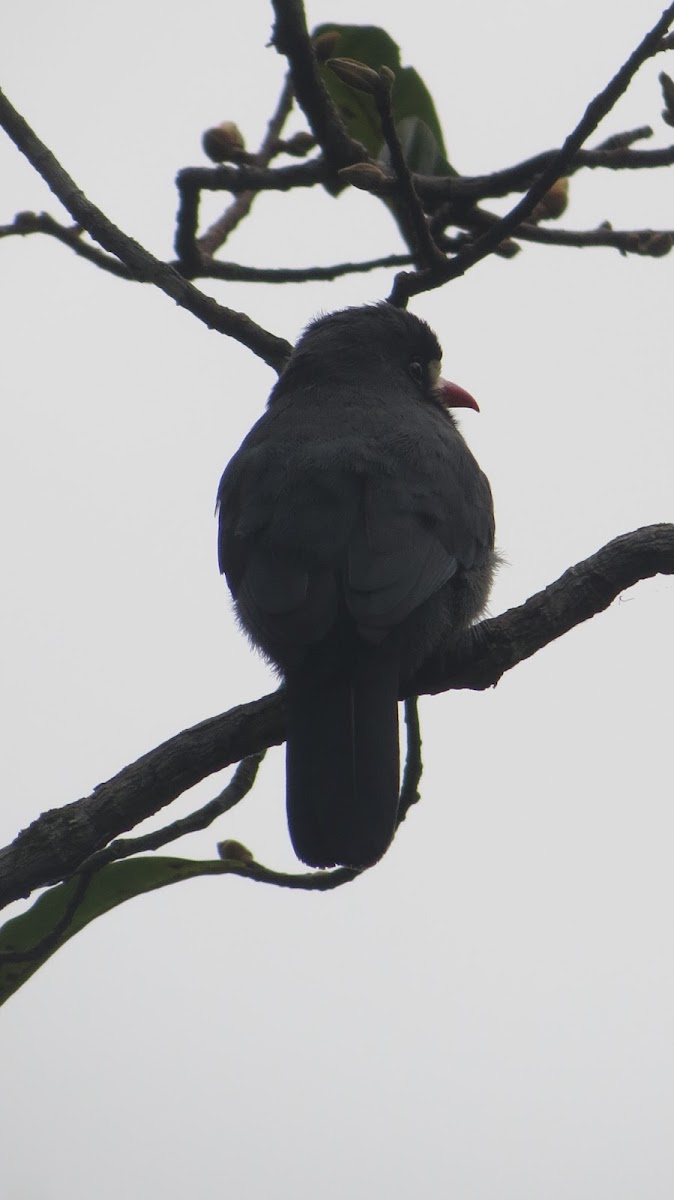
414 139 674 206
89 753 267 868
198 252 415 282
270 0 366 169
397 699 423 825
0 213 417 283
1 524 670 912
174 158 327 269
498 221 673 257
388 0 674 303
198 74 295 256
0 87 291 371
435 209 674 259
410 524 674 696
373 67 446 270
0 871 95 964
0 211 134 277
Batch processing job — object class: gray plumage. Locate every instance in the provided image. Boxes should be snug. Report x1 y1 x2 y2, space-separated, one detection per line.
217 304 495 868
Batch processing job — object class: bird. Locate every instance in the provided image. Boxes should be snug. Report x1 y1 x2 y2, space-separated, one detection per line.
217 303 495 870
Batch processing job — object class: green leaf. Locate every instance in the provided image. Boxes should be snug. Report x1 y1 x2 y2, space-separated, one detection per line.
314 22 456 176
0 856 230 1007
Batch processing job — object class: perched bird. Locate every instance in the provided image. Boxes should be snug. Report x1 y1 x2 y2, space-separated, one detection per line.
217 304 495 869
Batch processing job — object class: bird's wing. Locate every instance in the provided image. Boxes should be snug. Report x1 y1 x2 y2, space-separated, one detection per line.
217 439 362 652
345 481 459 630
217 411 495 651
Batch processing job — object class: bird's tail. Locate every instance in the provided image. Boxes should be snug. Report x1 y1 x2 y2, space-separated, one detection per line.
285 638 401 869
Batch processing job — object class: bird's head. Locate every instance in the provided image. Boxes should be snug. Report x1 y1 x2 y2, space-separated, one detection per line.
273 303 479 413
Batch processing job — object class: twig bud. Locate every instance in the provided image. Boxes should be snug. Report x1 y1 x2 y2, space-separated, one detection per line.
338 163 391 193
217 839 254 863
637 231 673 257
202 121 246 163
278 131 317 158
529 176 569 222
326 57 382 96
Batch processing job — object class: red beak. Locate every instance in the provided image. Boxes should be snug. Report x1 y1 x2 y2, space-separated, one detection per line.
435 378 480 413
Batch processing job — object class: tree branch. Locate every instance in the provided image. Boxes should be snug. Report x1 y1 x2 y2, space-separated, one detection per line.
270 0 366 169
414 139 674 206
173 158 327 272
3 211 416 282
410 524 674 695
0 87 291 372
0 211 134 277
197 251 414 282
388 1 674 303
198 74 296 256
0 524 670 912
436 210 674 259
93 753 266 867
373 67 446 271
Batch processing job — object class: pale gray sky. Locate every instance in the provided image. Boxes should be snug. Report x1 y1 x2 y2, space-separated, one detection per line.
1 2 673 1198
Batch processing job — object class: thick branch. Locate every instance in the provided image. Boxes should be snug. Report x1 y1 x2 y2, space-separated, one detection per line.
0 524 670 912
0 692 284 909
411 524 674 695
0 88 291 372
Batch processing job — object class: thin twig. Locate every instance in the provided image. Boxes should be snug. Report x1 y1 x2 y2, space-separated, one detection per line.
436 208 674 259
397 699 423 824
198 251 414 282
0 870 94 963
270 0 367 169
173 158 327 270
414 140 674 206
374 69 445 271
0 215 417 281
97 753 266 865
389 1 674 303
489 220 673 257
0 211 134 277
0 87 291 372
199 74 295 255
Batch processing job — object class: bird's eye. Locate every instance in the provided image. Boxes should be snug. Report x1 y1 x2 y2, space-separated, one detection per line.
409 358 424 384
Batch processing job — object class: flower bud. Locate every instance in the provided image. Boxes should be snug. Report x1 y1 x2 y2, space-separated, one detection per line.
326 57 382 96
312 30 341 62
280 131 316 157
202 121 246 163
638 231 673 257
217 839 254 863
529 176 569 222
338 163 391 192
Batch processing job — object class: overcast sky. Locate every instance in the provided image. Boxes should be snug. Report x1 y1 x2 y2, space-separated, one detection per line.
1 2 673 1198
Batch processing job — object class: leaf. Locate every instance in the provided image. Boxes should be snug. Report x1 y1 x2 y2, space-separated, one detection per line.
314 22 456 176
0 856 232 1007
378 115 449 177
